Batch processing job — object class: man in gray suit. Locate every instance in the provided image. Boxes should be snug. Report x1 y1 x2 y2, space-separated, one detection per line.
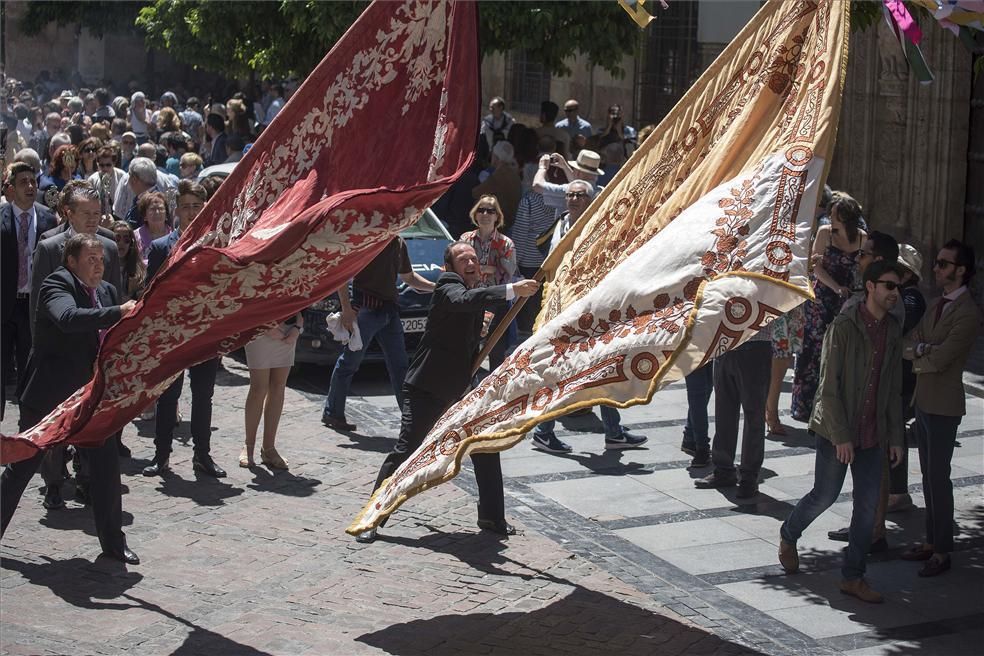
31 182 121 330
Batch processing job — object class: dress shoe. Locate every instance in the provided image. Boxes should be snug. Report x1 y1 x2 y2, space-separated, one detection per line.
887 493 915 513
477 518 517 536
778 538 799 573
142 456 170 477
735 480 759 499
839 578 883 603
828 527 849 542
688 449 710 469
193 454 227 478
355 528 377 543
103 546 140 565
680 438 697 457
900 545 934 561
694 471 737 489
918 555 951 577
43 487 65 510
868 537 889 554
74 484 91 505
322 415 356 432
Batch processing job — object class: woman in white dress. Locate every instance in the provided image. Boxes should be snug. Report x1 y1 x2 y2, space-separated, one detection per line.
242 314 303 469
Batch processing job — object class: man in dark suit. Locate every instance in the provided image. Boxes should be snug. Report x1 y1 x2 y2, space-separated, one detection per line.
357 242 538 543
1 162 57 418
141 180 226 479
30 181 122 331
0 234 139 564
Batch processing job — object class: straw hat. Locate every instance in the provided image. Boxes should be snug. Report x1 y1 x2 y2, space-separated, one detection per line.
568 149 604 176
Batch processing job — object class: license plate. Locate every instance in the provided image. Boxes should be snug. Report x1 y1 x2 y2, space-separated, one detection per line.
401 317 427 333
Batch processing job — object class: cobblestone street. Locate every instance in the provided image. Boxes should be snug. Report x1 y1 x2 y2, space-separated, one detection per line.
1 357 981 655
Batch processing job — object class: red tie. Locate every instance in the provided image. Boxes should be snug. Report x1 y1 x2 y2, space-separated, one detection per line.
934 298 951 326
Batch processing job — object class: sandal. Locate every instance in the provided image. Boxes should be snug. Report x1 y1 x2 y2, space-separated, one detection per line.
260 447 289 470
239 443 255 468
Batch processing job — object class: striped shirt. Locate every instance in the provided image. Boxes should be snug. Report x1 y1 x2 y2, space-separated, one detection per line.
510 190 559 269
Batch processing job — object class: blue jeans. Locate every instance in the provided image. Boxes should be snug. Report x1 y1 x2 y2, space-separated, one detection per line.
324 304 408 419
534 405 624 440
781 436 883 580
683 362 714 449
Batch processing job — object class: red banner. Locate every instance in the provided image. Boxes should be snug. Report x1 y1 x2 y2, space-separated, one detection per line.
1 0 478 464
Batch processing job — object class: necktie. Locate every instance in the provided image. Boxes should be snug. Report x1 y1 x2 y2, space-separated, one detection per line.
87 286 107 344
934 298 951 326
17 212 29 289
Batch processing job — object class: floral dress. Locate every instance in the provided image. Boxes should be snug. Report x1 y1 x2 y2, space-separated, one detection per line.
461 228 518 368
790 243 859 421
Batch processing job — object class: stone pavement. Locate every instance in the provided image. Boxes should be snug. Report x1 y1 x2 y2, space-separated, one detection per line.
1 357 981 655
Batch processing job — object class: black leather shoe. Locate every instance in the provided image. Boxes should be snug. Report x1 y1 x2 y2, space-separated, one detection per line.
355 528 377 543
694 471 737 489
43 487 65 510
477 519 517 536
322 415 356 432
103 546 140 565
828 527 849 542
735 481 759 499
193 455 227 478
918 555 951 577
142 457 170 477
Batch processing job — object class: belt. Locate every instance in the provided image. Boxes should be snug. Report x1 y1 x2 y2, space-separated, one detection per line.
15 292 29 300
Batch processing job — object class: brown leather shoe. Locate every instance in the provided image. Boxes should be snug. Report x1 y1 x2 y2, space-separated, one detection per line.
839 578 884 603
779 538 799 573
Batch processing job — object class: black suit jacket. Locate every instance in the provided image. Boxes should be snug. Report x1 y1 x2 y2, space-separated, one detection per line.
145 229 181 283
19 267 122 414
30 229 122 331
405 272 508 401
0 202 57 323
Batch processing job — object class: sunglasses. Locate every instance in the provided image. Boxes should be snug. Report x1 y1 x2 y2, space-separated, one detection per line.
934 258 957 269
566 191 589 200
872 280 899 290
564 107 577 113
476 207 497 215
81 147 96 154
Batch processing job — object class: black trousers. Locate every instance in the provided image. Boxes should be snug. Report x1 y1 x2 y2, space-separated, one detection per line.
711 340 771 483
155 357 220 457
916 408 961 553
0 404 125 553
374 383 505 522
0 296 32 419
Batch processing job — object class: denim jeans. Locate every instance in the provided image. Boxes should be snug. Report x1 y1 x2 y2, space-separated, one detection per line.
683 362 714 450
534 405 624 440
916 408 961 553
324 304 408 419
781 436 883 580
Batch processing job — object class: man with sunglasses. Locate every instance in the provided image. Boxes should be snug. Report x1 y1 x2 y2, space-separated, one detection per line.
779 259 906 603
555 99 593 144
85 146 125 222
900 239 981 577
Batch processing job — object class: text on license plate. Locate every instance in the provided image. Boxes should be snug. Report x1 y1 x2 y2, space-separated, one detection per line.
401 317 427 333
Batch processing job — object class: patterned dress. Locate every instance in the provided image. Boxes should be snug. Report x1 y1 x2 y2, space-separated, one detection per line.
790 243 859 421
460 228 518 368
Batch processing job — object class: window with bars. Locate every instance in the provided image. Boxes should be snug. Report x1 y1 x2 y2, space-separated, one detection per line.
637 0 701 127
507 49 551 117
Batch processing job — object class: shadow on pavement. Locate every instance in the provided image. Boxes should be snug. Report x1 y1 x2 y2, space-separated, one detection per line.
38 507 135 537
246 468 321 497
335 432 396 454
544 448 654 478
153 473 245 506
356 586 762 655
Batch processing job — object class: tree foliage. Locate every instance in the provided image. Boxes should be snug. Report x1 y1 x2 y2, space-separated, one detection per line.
19 1 144 38
132 1 638 80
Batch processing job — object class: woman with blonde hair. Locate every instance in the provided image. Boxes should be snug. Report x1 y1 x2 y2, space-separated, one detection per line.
179 152 203 180
241 314 304 469
111 220 147 300
460 194 518 369
156 106 182 135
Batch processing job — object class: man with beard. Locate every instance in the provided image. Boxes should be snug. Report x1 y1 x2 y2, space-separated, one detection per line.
356 242 538 543
778 260 906 603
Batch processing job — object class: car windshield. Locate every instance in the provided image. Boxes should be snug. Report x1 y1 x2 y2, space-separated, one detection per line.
400 208 450 240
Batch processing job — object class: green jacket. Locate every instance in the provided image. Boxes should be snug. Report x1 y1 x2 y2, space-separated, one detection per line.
809 303 903 449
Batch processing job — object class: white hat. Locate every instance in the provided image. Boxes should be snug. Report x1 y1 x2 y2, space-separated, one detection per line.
568 149 604 176
897 243 923 280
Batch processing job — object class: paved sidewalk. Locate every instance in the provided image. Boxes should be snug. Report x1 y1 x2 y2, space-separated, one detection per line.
1 356 981 655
